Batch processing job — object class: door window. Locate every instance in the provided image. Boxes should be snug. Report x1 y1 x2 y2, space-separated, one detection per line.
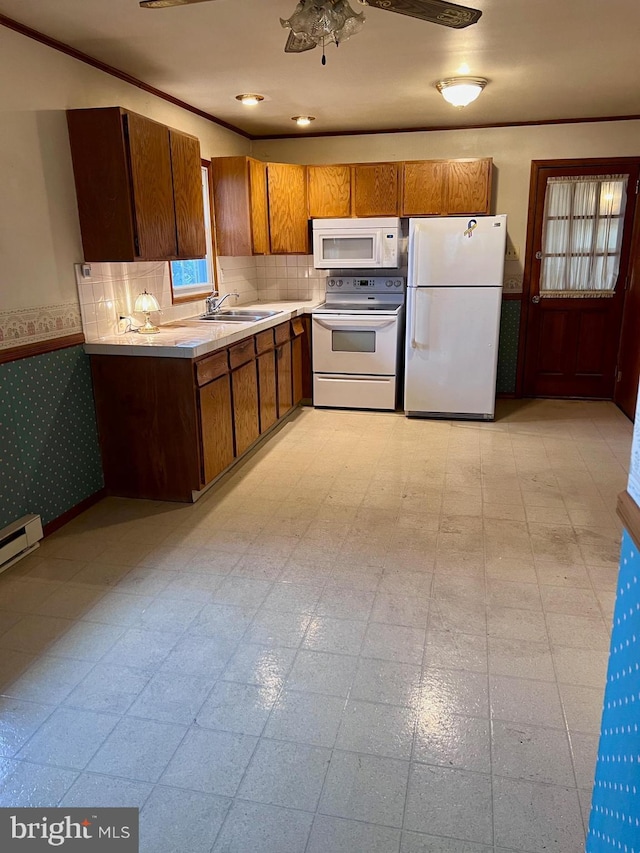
332 330 376 352
540 175 628 296
322 237 374 260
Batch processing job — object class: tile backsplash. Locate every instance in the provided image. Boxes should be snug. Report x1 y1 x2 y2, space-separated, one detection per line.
77 256 326 341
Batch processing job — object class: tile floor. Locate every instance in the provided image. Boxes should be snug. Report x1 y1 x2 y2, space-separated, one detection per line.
0 399 632 853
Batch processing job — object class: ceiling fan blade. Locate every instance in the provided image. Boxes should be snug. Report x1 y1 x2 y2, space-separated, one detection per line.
140 0 215 9
284 31 318 53
365 0 482 29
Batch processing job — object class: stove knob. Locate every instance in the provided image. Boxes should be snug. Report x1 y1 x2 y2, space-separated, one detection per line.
337 279 343 287
394 280 402 288
386 280 393 287
328 279 335 288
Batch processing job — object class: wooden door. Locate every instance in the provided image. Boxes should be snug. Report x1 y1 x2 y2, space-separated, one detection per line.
170 130 206 259
257 350 278 433
353 163 399 217
199 374 234 484
401 161 445 216
267 163 308 253
125 112 177 259
522 160 640 399
232 360 260 455
445 159 492 215
308 165 352 218
615 204 640 419
277 343 293 417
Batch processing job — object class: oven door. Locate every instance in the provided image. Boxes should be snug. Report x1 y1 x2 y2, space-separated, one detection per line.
312 314 399 375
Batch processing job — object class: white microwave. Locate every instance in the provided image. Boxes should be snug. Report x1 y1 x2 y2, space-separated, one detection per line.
312 217 400 269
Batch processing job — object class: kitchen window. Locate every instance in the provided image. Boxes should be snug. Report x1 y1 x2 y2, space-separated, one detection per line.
170 162 217 303
539 174 628 296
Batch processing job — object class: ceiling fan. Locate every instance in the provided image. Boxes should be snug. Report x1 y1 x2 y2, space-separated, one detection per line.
139 0 482 62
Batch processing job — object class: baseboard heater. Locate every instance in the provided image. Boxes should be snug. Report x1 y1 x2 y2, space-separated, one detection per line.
0 514 43 575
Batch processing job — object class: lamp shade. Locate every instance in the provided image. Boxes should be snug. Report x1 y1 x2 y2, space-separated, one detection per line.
436 77 487 108
134 291 160 313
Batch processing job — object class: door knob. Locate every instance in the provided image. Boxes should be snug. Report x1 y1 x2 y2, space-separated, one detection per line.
532 295 540 304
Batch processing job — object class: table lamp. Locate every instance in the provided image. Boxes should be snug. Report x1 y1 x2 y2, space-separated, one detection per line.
134 290 161 334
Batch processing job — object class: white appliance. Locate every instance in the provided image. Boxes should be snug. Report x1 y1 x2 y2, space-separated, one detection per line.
404 215 507 420
312 218 400 269
313 276 405 410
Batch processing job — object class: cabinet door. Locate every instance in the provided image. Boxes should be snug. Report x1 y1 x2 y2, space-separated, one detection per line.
353 163 399 217
170 130 206 259
276 342 293 417
249 158 270 255
308 165 352 218
211 156 252 257
401 161 446 216
125 112 177 259
232 360 260 455
267 163 309 253
445 159 492 214
200 373 235 484
257 350 278 433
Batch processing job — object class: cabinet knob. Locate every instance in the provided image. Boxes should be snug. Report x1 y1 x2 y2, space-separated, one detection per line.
532 295 540 304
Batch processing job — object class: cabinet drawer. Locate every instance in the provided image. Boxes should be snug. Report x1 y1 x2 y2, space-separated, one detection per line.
255 328 275 354
292 317 305 338
196 350 229 387
274 321 293 345
229 337 256 369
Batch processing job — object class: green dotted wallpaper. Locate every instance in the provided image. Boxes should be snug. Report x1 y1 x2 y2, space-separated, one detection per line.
497 300 522 395
0 345 104 529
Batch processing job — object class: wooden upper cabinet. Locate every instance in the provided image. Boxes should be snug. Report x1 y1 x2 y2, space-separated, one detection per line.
445 158 492 214
401 161 446 216
308 165 352 218
66 107 205 262
170 130 206 258
400 157 492 216
353 163 399 217
211 157 307 255
267 163 309 253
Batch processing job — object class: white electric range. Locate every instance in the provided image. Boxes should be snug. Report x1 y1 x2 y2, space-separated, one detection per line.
312 276 405 410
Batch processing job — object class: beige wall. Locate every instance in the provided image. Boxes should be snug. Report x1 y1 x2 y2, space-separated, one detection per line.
0 25 249 322
252 122 640 274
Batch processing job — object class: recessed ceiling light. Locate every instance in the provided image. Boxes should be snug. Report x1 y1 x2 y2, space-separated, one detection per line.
291 115 316 126
235 94 264 106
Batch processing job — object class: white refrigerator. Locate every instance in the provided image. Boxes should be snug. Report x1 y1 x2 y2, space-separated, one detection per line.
404 215 507 420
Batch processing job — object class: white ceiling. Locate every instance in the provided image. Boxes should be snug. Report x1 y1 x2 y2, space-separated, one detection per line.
2 0 640 138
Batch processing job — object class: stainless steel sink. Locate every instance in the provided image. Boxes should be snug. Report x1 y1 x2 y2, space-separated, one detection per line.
198 309 282 322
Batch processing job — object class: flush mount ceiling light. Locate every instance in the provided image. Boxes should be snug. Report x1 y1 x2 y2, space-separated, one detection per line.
435 77 487 107
292 115 316 126
235 94 264 106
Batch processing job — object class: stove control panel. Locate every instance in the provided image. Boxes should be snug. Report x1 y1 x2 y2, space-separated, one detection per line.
327 277 404 292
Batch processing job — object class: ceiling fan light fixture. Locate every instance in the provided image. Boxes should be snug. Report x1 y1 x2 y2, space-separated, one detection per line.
292 115 316 126
235 93 264 106
436 77 487 107
281 0 366 52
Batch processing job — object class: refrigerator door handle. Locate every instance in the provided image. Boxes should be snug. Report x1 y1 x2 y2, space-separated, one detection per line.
410 289 427 350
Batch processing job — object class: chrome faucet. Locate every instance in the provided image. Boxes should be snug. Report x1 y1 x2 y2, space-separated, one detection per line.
205 291 240 315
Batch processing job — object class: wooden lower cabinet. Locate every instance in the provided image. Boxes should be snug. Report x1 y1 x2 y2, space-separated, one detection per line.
232 360 260 456
199 374 234 484
258 350 278 433
90 318 311 503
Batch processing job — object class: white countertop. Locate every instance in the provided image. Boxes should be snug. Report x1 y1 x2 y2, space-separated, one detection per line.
83 301 323 359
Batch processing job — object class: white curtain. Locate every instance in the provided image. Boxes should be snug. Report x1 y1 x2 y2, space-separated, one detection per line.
540 175 628 295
